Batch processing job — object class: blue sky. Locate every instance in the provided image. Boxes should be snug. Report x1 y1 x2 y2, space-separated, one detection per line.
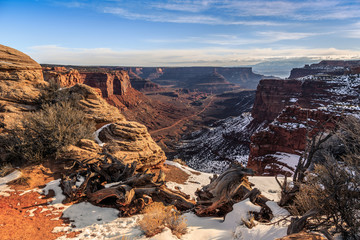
1 0 360 68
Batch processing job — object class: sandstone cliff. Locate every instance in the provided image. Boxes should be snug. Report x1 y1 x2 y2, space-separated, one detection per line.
1 45 166 169
289 60 360 79
130 66 264 90
248 74 360 175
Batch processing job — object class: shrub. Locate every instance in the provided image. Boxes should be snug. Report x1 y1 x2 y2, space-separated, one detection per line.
36 79 61 107
291 116 360 239
138 202 187 238
6 101 95 164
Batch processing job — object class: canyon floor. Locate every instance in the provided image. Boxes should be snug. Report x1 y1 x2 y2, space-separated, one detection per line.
0 161 295 240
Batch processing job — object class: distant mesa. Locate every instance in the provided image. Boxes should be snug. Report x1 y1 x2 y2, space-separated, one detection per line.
289 60 360 79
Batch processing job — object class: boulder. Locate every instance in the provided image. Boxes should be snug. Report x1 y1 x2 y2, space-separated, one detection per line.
56 84 125 123
0 44 45 105
99 121 166 169
60 121 166 170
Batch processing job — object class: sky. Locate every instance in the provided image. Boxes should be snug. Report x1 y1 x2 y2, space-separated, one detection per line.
1 0 360 71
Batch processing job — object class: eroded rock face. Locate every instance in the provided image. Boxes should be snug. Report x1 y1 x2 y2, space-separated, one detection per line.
43 68 83 87
56 84 125 124
0 44 47 131
0 44 45 107
248 106 336 176
248 74 360 175
98 121 166 169
289 60 360 79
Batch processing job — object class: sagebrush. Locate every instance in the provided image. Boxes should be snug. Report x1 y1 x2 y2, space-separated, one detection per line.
138 202 187 238
6 101 95 164
291 116 360 239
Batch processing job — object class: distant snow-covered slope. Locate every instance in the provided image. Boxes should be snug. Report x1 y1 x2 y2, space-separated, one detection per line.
177 113 262 173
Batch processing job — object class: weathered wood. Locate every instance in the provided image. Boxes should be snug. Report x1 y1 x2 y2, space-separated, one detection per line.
60 151 195 216
287 208 319 235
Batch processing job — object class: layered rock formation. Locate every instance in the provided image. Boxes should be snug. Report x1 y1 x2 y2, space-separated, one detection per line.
0 44 46 130
129 66 265 90
0 45 166 169
248 74 360 175
98 122 166 169
56 84 125 124
289 60 360 79
127 68 160 92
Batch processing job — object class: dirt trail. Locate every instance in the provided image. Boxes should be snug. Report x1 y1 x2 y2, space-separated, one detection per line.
150 95 215 135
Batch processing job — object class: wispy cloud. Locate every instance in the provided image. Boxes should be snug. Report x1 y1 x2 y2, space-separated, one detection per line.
28 45 360 67
103 7 279 25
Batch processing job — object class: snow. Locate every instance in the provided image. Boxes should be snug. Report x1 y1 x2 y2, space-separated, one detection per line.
165 160 212 200
62 202 121 228
223 199 261 229
248 176 284 201
289 98 298 103
178 113 260 173
0 170 21 197
94 123 112 147
42 179 67 206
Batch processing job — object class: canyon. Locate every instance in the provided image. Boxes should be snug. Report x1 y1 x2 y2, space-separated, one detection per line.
38 59 360 175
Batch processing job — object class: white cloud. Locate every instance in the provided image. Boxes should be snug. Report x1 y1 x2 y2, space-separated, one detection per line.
28 45 360 67
102 7 280 25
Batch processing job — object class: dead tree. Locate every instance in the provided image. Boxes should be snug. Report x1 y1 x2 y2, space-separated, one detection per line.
195 165 272 221
60 150 195 216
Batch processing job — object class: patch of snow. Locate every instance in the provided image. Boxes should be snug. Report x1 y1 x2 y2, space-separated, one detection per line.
248 176 284 202
266 201 289 217
62 202 120 229
223 199 261 230
233 223 287 240
289 98 298 103
42 179 67 207
94 123 112 147
0 170 21 197
165 160 212 200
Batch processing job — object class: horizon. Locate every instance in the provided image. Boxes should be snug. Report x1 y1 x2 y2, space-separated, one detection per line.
2 0 360 76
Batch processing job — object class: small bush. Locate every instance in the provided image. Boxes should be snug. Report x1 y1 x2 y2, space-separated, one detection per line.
6 101 95 164
291 116 360 239
36 80 61 107
138 202 187 238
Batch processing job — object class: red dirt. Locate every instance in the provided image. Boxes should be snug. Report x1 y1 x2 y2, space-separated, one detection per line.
0 164 80 240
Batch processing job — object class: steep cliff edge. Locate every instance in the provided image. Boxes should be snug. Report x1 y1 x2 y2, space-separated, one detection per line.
130 66 264 90
289 60 360 79
248 74 360 175
0 45 166 168
0 44 46 131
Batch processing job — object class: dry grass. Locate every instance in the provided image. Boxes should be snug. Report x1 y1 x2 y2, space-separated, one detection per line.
5 101 95 164
138 202 187 238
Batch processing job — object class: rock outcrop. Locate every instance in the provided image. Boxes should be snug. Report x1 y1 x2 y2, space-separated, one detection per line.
289 60 360 79
56 84 125 124
0 44 47 130
0 44 45 108
130 66 265 90
248 74 360 175
99 121 166 169
43 67 83 87
0 45 166 169
62 121 166 170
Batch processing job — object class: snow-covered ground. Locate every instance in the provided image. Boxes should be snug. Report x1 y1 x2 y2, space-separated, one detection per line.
177 113 261 173
0 170 21 197
0 162 290 240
